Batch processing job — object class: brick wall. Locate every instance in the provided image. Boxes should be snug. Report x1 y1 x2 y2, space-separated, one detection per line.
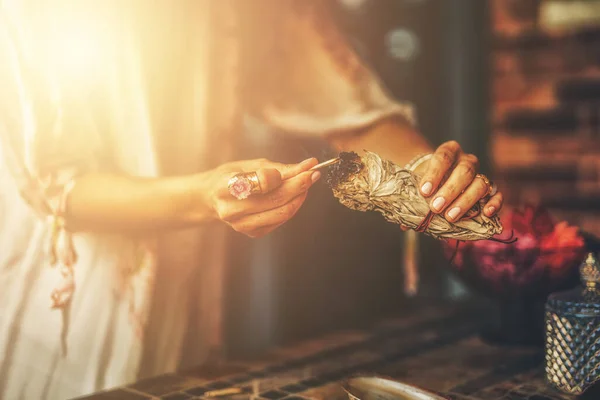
491 0 600 235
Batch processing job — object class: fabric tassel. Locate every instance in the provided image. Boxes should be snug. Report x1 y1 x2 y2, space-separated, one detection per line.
48 179 77 309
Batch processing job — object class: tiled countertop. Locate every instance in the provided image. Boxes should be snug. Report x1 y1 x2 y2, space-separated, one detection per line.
75 302 598 400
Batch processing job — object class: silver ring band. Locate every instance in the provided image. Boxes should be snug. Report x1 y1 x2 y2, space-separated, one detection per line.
489 182 498 197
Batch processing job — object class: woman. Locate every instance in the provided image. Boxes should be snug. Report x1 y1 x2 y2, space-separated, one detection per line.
0 0 503 399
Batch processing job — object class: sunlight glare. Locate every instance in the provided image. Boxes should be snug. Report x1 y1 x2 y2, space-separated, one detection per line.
47 21 107 85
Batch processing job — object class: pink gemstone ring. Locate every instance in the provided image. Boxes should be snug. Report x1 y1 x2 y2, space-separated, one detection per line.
228 172 262 200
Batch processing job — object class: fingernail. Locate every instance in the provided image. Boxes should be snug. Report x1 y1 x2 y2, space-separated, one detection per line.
421 182 432 196
432 197 445 211
447 207 461 221
486 206 496 215
311 171 321 183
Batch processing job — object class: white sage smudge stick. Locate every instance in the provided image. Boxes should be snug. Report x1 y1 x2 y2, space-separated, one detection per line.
326 151 508 242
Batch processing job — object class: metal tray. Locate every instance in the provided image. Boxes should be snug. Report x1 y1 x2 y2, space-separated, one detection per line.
342 376 448 400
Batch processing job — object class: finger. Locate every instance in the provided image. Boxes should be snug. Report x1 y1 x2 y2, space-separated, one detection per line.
428 153 478 214
231 192 308 235
217 167 282 199
219 171 319 222
444 175 489 222
246 221 286 239
278 157 318 180
255 168 283 194
483 192 504 217
245 157 318 180
250 170 319 212
419 141 461 197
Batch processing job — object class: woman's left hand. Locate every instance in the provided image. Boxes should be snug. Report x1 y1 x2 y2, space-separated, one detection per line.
416 140 503 223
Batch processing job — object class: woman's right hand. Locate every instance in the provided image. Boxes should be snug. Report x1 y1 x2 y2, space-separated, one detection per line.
201 157 320 238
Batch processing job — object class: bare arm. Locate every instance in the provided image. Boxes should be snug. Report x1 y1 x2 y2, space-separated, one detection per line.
64 157 320 234
65 173 213 232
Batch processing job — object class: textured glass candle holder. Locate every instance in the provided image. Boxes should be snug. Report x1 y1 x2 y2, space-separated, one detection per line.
545 252 600 395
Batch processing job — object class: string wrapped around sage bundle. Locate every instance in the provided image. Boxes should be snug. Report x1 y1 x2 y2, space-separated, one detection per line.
327 151 513 243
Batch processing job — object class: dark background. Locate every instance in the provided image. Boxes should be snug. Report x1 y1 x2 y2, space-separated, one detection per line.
224 0 600 359
224 0 491 358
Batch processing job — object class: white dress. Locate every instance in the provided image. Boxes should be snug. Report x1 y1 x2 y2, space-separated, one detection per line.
0 1 414 399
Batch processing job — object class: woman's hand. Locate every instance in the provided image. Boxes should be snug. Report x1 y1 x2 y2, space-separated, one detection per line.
416 140 504 222
203 157 320 238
